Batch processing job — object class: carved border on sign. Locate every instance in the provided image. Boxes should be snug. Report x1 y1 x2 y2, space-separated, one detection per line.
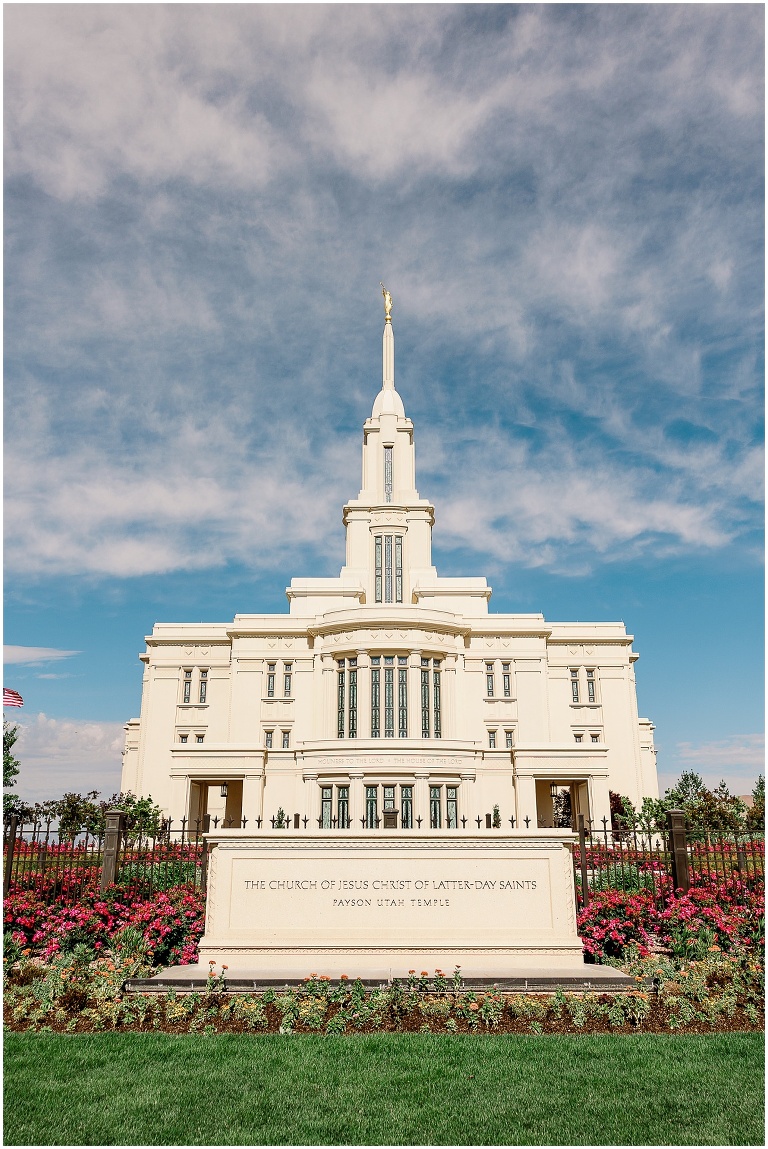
209 837 573 853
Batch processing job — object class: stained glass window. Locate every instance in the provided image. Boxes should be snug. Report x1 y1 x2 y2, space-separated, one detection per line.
401 785 413 828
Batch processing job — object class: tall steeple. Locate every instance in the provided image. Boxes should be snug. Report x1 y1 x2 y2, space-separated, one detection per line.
340 288 436 604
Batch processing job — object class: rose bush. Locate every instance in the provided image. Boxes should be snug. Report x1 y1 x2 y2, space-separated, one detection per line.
4 883 205 966
578 874 764 964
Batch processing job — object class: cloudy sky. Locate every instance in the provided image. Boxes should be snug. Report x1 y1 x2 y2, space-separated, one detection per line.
4 4 764 802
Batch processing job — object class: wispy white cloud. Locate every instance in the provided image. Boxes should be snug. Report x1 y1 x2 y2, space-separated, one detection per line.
4 646 81 666
3 5 763 583
659 734 764 799
9 713 124 803
675 733 765 772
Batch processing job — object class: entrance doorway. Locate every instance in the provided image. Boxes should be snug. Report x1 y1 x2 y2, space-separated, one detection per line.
535 781 590 829
188 780 243 828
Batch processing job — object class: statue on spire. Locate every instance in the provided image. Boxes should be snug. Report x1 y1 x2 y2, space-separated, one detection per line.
380 283 392 323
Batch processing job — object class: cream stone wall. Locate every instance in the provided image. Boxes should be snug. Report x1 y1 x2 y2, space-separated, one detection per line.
123 312 658 830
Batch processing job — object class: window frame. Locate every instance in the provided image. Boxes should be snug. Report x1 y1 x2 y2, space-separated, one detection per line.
486 662 495 697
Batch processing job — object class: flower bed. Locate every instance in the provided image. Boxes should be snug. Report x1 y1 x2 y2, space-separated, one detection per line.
4 884 205 966
578 874 764 962
3 949 763 1036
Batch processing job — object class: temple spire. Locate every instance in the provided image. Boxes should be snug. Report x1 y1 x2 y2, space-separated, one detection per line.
380 284 394 390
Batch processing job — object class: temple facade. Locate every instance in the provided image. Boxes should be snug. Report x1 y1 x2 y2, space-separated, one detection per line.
122 297 658 832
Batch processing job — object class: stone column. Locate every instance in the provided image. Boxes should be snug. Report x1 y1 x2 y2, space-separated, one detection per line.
414 769 430 829
349 770 365 828
169 775 190 826
460 770 476 827
514 774 537 829
408 650 422 739
303 770 320 827
321 653 336 739
242 769 265 825
588 775 612 834
442 654 458 740
356 650 371 740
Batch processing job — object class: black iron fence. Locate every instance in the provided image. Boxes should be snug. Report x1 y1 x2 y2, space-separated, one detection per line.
4 807 764 909
573 810 765 909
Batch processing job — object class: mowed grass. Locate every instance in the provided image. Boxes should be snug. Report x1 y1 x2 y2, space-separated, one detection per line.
4 1032 764 1146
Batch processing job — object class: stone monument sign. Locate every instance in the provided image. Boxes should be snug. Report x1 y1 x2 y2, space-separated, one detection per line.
197 830 585 978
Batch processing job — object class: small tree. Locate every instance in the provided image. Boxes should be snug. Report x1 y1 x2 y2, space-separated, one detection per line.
746 774 765 834
552 790 572 828
3 719 20 789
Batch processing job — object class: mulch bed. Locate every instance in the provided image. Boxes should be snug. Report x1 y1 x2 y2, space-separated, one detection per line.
4 994 763 1036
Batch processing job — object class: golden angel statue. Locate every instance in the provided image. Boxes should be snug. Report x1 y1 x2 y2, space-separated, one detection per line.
380 283 393 321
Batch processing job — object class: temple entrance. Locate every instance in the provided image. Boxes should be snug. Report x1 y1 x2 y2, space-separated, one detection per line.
535 781 590 829
188 780 243 828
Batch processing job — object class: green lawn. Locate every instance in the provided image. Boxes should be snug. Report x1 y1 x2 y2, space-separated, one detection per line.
4 1032 764 1146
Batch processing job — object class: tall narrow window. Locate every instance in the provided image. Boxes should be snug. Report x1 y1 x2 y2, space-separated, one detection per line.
374 536 403 604
375 536 383 603
505 729 514 749
383 785 395 810
570 669 580 703
371 658 380 737
321 786 332 829
502 663 511 698
282 730 290 749
182 669 192 704
486 663 495 697
401 785 413 828
384 445 393 502
384 535 393 603
446 786 458 829
266 664 276 698
283 663 292 697
430 786 441 829
398 658 408 737
488 729 497 749
421 659 430 738
199 669 208 704
337 661 345 739
384 659 395 737
348 660 357 738
337 785 349 828
395 536 403 603
586 669 596 703
433 661 442 739
265 730 273 749
365 785 378 828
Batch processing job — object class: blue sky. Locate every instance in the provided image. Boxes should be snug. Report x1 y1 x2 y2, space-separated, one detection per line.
4 4 764 803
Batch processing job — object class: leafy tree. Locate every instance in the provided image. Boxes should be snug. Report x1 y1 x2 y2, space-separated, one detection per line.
746 774 764 834
104 792 164 840
552 789 572 828
3 719 20 788
56 790 103 840
3 793 32 822
609 790 635 833
686 779 746 833
663 770 708 813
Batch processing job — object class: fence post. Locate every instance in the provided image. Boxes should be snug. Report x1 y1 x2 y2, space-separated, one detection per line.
578 814 590 908
100 809 126 891
4 815 19 896
666 808 690 894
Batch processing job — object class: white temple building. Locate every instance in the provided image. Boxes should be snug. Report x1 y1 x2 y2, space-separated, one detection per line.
122 293 658 833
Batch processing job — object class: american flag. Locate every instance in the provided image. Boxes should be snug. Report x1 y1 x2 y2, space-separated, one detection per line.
3 688 23 708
